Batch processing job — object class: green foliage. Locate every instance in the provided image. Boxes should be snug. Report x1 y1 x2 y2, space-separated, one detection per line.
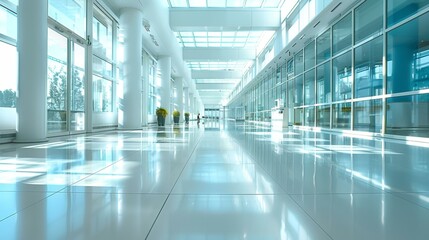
156 107 168 117
184 112 190 117
0 89 16 108
173 110 180 117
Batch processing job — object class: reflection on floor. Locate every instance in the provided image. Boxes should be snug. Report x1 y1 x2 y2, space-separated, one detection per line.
1 121 429 239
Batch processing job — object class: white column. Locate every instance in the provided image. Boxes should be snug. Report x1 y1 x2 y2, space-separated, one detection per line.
189 93 194 118
176 78 184 121
120 9 142 129
16 0 48 142
159 57 172 125
183 87 189 114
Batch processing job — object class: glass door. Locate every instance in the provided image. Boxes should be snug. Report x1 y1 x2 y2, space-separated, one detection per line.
47 28 86 135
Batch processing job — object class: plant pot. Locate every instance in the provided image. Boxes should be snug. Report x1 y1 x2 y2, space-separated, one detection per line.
185 116 189 124
173 116 180 124
157 115 165 126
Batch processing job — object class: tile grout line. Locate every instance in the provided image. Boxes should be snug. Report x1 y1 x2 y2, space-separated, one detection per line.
144 128 204 240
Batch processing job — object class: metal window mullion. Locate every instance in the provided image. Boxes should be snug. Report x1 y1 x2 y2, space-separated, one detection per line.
382 0 387 135
67 39 73 133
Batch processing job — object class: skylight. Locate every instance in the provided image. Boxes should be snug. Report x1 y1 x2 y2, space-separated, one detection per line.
176 31 274 48
166 0 283 8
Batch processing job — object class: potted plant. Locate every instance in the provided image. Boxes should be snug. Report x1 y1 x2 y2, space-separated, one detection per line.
156 107 168 126
173 110 180 124
184 112 190 124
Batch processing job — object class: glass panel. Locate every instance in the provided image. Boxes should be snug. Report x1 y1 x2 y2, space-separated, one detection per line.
387 94 429 137
332 102 351 129
294 75 303 106
47 29 68 132
355 36 383 98
332 13 352 56
0 6 17 39
93 55 113 78
304 40 315 70
316 105 330 127
304 106 315 126
387 0 429 27
294 50 304 75
354 99 382 133
294 108 303 125
355 0 383 44
0 41 17 107
93 6 113 60
387 12 429 94
287 58 294 78
48 0 86 38
304 69 315 105
287 80 294 108
333 51 352 101
93 76 113 112
316 29 330 64
71 43 85 131
316 61 331 103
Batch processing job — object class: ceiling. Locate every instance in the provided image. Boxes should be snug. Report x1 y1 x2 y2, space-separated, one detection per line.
103 0 285 106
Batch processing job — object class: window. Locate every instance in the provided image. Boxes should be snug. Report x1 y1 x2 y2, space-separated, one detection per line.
48 0 86 38
332 13 352 56
0 41 17 107
316 105 330 127
387 12 429 94
333 51 352 101
354 99 382 133
355 0 383 44
316 29 330 64
304 69 315 105
387 0 429 27
294 75 303 106
93 76 112 112
93 6 113 60
316 61 331 103
0 5 17 40
304 40 315 70
386 94 429 137
332 102 351 129
355 36 383 98
294 50 304 75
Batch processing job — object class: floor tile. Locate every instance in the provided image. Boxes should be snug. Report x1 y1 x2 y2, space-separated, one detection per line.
147 194 331 240
0 192 167 240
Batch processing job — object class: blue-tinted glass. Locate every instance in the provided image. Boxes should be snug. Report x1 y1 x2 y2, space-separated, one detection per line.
333 51 352 101
316 61 331 103
0 6 17 40
304 69 315 105
332 102 351 129
332 13 352 55
304 40 315 70
355 0 383 44
294 50 304 75
317 105 330 127
294 75 303 106
304 106 315 126
355 36 383 98
387 12 429 94
387 0 429 27
317 29 330 64
386 94 429 137
354 99 382 133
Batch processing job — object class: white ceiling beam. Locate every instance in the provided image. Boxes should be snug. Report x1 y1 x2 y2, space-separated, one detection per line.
170 8 280 31
196 83 235 90
192 70 242 79
183 47 255 61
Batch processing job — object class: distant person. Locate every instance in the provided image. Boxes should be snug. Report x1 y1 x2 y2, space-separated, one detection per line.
197 113 200 124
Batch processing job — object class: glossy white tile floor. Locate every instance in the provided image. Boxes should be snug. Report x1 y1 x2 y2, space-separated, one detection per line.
1 122 429 239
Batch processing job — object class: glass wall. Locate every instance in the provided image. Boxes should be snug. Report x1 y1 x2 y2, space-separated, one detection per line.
228 0 429 138
93 6 114 113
